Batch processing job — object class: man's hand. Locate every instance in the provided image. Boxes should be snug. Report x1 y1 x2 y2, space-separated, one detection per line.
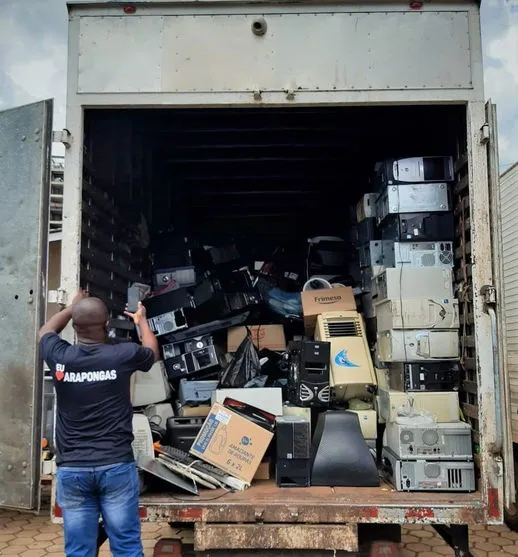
125 301 159 361
124 301 147 326
71 289 88 307
39 289 87 339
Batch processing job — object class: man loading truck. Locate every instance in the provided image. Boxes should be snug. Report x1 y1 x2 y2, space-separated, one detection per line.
38 290 159 557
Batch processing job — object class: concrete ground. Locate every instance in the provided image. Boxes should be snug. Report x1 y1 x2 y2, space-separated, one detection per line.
1 509 518 556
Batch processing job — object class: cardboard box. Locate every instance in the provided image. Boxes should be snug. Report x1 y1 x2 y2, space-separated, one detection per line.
190 402 274 484
212 388 283 416
301 287 356 333
227 325 286 353
253 458 272 480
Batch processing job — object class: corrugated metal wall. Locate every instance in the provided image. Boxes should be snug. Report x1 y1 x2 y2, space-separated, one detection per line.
499 162 518 444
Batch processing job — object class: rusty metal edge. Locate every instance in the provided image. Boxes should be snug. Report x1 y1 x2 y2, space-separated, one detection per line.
141 502 493 526
193 523 358 552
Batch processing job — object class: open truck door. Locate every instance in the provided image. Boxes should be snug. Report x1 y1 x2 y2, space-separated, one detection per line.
486 99 517 518
0 100 53 511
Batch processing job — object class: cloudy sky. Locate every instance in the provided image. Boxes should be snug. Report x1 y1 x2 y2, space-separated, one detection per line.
0 0 516 171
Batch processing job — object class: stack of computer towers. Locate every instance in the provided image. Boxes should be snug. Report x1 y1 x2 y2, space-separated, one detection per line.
368 156 474 491
355 194 384 322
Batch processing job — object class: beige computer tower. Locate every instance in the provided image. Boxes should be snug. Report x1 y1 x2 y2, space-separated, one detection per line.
375 298 459 331
131 361 171 407
348 409 377 440
372 268 454 302
315 311 377 400
377 329 459 362
378 388 460 423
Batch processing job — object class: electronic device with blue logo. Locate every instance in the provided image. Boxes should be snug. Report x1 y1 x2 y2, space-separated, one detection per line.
315 311 377 401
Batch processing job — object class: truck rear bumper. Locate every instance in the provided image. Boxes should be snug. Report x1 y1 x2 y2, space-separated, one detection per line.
137 480 490 525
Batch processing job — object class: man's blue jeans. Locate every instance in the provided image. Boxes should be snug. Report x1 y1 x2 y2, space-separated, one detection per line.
57 462 143 557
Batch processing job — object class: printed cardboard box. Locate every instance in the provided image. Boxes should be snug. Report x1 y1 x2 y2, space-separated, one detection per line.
227 325 286 353
190 402 273 484
301 286 356 333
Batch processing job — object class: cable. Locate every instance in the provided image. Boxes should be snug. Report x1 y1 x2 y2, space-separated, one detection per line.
393 185 409 364
167 488 233 502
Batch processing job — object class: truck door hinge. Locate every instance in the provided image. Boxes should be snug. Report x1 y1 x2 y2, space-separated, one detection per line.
48 288 68 307
53 129 73 149
480 123 490 145
481 284 497 305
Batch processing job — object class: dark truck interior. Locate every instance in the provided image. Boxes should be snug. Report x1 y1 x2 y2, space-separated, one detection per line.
75 104 481 505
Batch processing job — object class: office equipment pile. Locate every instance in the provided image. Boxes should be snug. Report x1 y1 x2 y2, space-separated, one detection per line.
356 156 475 492
126 155 475 495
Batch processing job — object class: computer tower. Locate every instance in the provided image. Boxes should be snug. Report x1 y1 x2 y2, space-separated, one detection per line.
347 409 377 440
178 379 219 404
375 157 454 186
377 329 459 362
361 293 376 319
286 340 331 407
384 421 472 460
375 298 459 331
153 267 196 290
131 361 171 407
377 388 460 423
358 241 394 270
163 335 223 381
377 183 450 222
315 312 377 401
380 212 455 242
356 193 379 222
387 242 454 269
143 289 190 337
166 416 204 451
382 448 475 492
275 416 311 487
191 291 262 324
354 219 380 246
388 362 461 392
372 268 454 302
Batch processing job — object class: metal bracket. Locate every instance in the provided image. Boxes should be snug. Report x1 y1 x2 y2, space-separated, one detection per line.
481 284 497 306
253 90 263 101
480 123 490 145
288 507 299 521
481 284 503 454
433 524 475 557
47 288 68 307
285 89 295 101
52 129 72 149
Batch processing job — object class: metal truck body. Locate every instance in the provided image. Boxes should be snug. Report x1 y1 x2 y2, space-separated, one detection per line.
0 0 516 552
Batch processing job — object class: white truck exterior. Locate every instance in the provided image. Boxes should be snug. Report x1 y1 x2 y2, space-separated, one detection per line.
0 0 516 552
499 162 518 446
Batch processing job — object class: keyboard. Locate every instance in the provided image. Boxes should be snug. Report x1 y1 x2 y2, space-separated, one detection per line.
156 444 248 491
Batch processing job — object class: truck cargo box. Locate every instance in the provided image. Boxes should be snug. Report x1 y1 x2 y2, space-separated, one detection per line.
0 1 516 554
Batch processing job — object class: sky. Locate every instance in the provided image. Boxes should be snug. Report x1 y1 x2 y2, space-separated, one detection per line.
0 0 516 172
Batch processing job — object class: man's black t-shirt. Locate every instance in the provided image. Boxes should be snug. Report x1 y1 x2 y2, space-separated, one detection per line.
40 333 154 467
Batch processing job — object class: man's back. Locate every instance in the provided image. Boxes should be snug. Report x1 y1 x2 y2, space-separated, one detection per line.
40 333 154 467
38 293 159 557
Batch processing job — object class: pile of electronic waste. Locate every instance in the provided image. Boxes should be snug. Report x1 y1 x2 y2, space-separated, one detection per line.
124 155 474 496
